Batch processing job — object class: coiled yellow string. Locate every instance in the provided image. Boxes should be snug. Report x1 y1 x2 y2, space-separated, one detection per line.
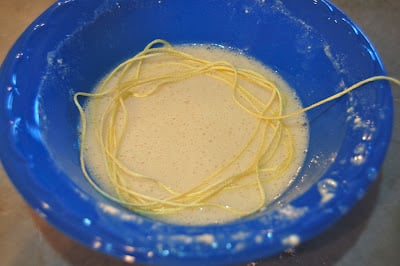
73 39 399 217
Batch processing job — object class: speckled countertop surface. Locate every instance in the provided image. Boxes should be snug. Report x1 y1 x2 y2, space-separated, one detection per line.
0 1 399 265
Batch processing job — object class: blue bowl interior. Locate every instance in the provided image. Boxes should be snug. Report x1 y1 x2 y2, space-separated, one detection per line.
0 0 393 265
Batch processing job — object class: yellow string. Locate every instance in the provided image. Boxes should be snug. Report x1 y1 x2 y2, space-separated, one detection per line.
73 39 399 218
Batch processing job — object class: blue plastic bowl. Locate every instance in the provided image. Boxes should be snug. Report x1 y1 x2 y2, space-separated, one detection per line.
0 0 393 265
